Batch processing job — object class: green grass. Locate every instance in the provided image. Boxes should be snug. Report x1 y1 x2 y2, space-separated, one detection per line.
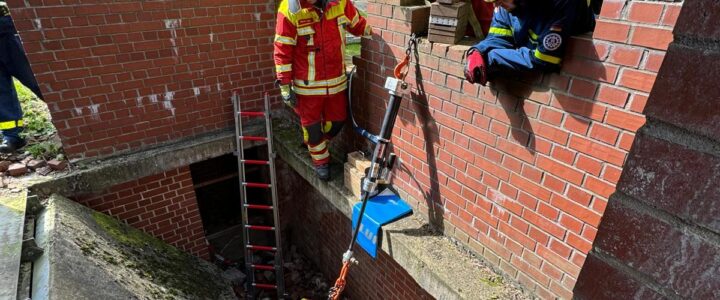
15 80 55 138
345 43 361 57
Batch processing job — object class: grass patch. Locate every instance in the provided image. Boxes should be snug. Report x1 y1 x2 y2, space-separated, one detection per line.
345 43 361 57
15 80 55 138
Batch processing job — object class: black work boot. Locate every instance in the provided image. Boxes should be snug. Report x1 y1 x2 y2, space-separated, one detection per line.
0 137 27 154
315 164 330 181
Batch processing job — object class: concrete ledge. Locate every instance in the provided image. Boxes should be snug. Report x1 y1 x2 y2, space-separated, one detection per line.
273 118 527 299
0 191 26 299
29 124 264 198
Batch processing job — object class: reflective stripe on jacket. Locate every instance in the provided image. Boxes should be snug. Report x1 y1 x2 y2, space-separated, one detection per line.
274 0 371 95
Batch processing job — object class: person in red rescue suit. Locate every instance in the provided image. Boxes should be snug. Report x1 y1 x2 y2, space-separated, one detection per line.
274 0 372 180
465 0 596 85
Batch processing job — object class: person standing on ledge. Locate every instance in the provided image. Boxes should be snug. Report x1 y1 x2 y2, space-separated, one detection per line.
273 0 372 180
0 1 45 153
465 0 596 85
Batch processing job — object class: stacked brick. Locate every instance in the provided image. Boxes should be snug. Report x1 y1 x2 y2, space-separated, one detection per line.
276 159 433 300
9 0 277 159
354 0 683 298
74 166 209 259
575 0 720 298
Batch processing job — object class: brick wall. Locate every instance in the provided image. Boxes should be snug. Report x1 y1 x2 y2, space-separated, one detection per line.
74 166 209 259
575 0 720 298
276 159 432 300
8 0 277 159
352 0 683 298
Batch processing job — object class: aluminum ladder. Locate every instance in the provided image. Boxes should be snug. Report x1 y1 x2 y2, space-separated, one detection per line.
231 92 286 299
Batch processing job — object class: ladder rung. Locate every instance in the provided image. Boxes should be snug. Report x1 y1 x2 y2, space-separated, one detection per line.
239 111 265 117
246 225 275 231
239 136 267 141
244 182 271 188
245 204 274 210
247 245 277 251
241 159 270 165
252 264 275 271
253 283 277 289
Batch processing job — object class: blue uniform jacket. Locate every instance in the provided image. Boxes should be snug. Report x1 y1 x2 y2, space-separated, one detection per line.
472 0 595 74
1 15 44 128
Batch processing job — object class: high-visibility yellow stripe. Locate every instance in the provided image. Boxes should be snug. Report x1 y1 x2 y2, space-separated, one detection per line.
302 126 309 143
274 34 296 45
308 140 328 152
350 12 359 27
275 64 292 73
307 52 316 81
489 27 513 37
323 121 333 134
534 50 562 64
339 23 346 71
298 26 315 36
294 75 347 88
0 120 23 130
528 29 538 41
338 15 350 25
311 151 330 161
293 83 348 96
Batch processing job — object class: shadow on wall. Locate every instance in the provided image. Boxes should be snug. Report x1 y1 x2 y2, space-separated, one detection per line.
349 32 445 237
486 34 606 155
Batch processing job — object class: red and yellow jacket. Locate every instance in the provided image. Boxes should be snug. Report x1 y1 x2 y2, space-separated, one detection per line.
274 0 371 96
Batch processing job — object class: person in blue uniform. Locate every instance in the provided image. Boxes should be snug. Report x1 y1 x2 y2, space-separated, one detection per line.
465 0 596 85
0 2 44 153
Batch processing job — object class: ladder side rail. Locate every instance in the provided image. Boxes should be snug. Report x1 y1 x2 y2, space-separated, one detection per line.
233 93 256 298
264 93 286 297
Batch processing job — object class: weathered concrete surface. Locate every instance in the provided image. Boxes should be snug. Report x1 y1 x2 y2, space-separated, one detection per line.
29 124 263 198
32 194 235 299
0 192 26 299
273 118 530 300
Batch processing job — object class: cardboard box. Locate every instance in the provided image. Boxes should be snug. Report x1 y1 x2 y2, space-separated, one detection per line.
344 162 364 199
348 151 372 173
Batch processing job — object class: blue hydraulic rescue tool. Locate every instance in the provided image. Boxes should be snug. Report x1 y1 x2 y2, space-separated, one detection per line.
328 34 420 300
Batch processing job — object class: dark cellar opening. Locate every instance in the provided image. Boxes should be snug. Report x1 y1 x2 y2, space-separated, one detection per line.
189 146 274 264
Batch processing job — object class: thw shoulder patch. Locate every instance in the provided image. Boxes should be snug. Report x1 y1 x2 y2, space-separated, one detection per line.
543 33 562 51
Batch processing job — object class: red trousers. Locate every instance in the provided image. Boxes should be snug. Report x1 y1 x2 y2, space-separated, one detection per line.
293 92 347 165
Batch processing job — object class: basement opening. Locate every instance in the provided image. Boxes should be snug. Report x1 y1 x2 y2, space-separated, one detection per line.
189 146 333 299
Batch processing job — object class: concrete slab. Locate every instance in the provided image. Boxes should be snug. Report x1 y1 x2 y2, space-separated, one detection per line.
0 192 26 299
30 124 263 198
272 118 530 299
32 194 235 299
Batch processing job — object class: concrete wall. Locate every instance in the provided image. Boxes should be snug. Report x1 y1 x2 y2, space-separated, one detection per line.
74 166 209 259
574 0 720 298
9 0 277 159
353 0 682 298
276 159 433 300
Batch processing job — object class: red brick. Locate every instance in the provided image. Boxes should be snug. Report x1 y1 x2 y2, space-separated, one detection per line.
583 176 615 198
593 200 720 298
598 0 625 19
537 245 581 277
559 213 583 234
523 209 565 239
606 107 646 131
644 51 665 72
589 123 620 145
644 46 720 141
630 26 674 51
619 134 720 232
575 154 603 177
569 78 598 99
569 135 626 166
628 93 649 113
563 116 591 135
661 5 682 27
609 46 643 67
553 93 606 121
537 156 584 186
539 107 564 126
542 174 566 194
551 146 576 165
619 69 657 93
551 194 602 227
575 255 666 300
628 2 664 24
592 20 630 43
618 132 635 151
